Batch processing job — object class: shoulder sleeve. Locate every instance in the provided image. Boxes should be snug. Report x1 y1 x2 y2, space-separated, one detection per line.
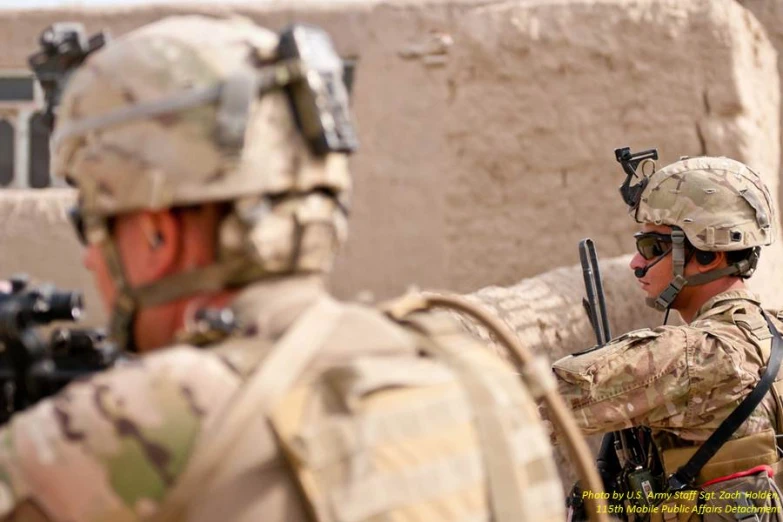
552 326 692 434
0 346 241 522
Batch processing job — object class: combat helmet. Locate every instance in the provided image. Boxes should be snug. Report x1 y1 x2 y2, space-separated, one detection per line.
616 148 776 311
30 16 358 349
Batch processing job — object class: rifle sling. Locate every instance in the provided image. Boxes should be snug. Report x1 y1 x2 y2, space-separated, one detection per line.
668 310 783 490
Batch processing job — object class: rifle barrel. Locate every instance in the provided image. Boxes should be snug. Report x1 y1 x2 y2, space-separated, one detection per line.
586 239 612 344
579 239 603 346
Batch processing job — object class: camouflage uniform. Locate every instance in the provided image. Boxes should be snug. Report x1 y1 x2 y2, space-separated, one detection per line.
555 289 783 449
553 156 783 520
0 16 566 522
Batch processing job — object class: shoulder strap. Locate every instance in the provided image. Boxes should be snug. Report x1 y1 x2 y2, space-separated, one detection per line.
382 291 610 522
149 296 343 522
668 310 783 490
402 312 536 522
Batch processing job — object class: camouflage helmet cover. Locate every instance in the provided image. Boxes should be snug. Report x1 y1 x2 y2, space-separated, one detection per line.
48 15 354 348
51 15 353 280
634 156 776 251
52 15 351 215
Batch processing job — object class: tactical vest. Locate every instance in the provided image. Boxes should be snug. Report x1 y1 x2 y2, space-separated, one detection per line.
646 307 783 522
150 294 576 522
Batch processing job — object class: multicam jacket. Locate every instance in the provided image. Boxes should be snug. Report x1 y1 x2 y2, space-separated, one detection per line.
553 289 783 447
0 277 565 522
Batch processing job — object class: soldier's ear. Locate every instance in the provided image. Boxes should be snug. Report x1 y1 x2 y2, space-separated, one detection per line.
138 210 180 277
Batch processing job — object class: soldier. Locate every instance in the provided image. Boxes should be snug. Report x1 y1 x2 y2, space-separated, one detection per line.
554 154 783 520
0 16 570 522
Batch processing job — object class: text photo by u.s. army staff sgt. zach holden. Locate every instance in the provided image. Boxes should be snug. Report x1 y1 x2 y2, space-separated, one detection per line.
1 0 783 521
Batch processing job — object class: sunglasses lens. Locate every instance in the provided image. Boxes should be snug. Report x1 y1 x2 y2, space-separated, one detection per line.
68 207 87 246
635 234 670 260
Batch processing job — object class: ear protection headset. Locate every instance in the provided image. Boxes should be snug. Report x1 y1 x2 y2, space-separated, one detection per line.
694 250 716 266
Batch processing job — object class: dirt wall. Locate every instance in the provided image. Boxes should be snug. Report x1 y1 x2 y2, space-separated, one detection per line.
0 189 102 324
736 0 783 227
0 0 778 301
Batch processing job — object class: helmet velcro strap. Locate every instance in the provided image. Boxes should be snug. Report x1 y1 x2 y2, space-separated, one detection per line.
215 72 257 153
703 227 736 247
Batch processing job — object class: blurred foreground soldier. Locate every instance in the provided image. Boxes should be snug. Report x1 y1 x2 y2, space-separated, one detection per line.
555 153 783 520
0 16 569 522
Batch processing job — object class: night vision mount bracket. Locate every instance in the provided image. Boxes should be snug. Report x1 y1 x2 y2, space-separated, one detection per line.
615 146 659 209
28 23 110 132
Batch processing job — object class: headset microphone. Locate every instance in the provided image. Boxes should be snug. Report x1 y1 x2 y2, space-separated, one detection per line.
634 250 670 279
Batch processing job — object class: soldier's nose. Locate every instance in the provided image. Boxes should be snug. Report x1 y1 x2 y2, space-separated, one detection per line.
629 252 646 271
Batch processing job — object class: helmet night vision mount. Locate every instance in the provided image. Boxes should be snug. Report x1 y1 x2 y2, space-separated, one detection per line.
615 146 659 209
28 22 357 157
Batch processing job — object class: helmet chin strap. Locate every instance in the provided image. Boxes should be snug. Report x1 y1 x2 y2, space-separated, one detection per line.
92 225 140 351
88 200 336 350
87 210 258 351
90 215 241 351
106 254 278 351
110 290 138 352
78 180 140 352
98 231 318 351
646 228 688 311
646 228 758 312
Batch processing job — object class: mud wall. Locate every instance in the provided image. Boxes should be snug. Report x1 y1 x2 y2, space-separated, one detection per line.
0 189 102 322
736 0 783 227
0 0 778 302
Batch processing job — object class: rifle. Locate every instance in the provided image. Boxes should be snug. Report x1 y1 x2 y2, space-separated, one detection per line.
578 239 625 489
567 239 627 520
568 240 661 521
0 276 121 424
